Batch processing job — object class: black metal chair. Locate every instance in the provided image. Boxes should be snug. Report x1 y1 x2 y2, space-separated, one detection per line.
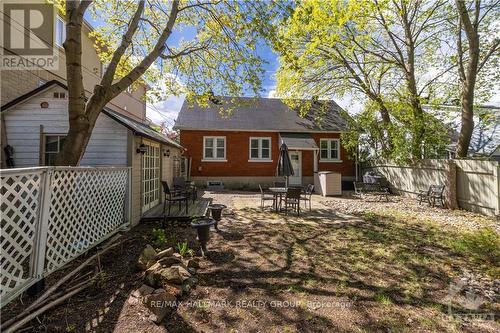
418 185 445 207
162 181 188 216
273 181 286 187
259 184 276 211
300 184 314 211
284 187 302 216
173 176 197 203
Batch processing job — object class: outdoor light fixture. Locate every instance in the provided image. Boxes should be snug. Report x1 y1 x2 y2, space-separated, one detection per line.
164 149 170 157
136 143 147 154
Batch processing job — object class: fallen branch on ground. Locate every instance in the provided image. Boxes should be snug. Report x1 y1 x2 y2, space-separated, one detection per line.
3 280 93 333
1 235 125 331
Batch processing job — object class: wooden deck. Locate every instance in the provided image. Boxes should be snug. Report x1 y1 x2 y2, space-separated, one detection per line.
140 196 212 222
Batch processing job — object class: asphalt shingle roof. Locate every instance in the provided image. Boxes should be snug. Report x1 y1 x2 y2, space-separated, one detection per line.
174 96 349 132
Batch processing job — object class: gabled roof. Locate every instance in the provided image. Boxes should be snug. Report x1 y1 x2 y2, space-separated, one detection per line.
1 80 182 148
174 96 349 132
1 80 67 112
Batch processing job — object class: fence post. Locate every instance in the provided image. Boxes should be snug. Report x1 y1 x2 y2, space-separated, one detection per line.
445 160 458 209
30 168 52 279
127 167 132 227
495 162 500 217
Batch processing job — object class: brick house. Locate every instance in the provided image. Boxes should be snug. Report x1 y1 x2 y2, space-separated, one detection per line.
174 97 357 189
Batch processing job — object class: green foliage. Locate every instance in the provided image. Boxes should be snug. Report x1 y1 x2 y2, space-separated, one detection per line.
272 0 497 161
86 0 282 102
449 228 500 265
151 228 167 248
176 241 194 257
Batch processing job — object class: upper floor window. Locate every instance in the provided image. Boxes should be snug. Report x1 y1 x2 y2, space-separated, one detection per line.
44 135 66 165
249 137 271 160
320 138 340 161
203 136 226 160
55 16 65 47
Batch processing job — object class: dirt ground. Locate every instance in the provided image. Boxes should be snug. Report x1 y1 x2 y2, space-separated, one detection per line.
3 190 499 332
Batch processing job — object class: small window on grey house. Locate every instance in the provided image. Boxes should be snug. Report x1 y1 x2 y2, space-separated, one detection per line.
44 135 66 165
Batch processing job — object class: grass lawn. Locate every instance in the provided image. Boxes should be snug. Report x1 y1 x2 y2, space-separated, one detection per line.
166 192 499 333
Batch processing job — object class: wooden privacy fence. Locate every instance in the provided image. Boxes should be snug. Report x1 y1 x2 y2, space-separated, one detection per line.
364 159 500 216
0 166 131 307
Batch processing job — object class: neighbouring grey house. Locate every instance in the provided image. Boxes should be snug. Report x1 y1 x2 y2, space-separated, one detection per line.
0 80 185 225
436 105 500 160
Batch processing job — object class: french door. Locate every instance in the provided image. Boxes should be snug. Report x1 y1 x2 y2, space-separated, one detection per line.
142 140 160 213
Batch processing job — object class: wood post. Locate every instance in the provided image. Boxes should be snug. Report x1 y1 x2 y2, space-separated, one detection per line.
445 159 458 209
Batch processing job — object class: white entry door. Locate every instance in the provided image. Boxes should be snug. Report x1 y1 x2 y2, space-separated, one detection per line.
142 140 160 213
289 151 302 186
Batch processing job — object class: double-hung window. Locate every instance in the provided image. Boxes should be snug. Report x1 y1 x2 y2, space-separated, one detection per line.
320 139 340 161
55 16 66 47
203 136 226 161
44 135 66 166
249 137 271 160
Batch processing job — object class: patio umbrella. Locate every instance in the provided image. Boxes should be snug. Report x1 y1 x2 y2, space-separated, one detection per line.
276 142 294 187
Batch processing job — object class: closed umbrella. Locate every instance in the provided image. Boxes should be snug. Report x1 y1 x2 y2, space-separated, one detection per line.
276 143 294 187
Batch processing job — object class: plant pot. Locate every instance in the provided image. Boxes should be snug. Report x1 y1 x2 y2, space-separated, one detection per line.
207 204 227 230
191 217 216 255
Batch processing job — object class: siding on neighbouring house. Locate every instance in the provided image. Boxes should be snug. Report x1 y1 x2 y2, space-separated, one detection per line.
2 86 128 167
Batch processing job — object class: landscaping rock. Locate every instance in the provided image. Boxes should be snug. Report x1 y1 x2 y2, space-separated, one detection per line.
187 257 201 269
145 265 192 287
187 267 196 275
182 277 198 293
155 247 174 260
132 284 155 299
172 253 183 260
143 289 176 323
137 245 157 271
164 283 183 298
157 256 184 268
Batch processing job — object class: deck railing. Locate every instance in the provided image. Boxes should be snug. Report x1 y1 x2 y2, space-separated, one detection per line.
0 166 131 307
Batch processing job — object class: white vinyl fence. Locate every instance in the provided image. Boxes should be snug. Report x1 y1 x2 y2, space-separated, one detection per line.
0 166 131 307
364 159 500 216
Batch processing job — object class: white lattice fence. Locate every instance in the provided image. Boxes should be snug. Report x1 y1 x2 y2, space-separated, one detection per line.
0 167 131 307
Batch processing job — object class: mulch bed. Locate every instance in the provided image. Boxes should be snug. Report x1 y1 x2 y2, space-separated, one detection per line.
1 221 198 333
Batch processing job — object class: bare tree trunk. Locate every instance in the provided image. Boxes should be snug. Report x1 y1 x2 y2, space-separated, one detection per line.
54 0 180 166
54 1 92 166
455 0 480 158
401 2 425 159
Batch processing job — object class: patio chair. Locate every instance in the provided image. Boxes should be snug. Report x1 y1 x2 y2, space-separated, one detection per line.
162 181 188 216
259 185 276 211
273 181 286 188
300 184 314 211
418 185 445 207
173 176 197 203
284 187 302 216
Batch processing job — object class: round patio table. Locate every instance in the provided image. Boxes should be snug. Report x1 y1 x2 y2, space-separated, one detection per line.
268 187 287 212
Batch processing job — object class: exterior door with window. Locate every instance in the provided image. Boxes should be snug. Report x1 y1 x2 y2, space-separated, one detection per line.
142 140 160 213
289 151 302 185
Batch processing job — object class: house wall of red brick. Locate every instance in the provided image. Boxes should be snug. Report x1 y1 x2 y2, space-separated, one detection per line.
179 130 356 178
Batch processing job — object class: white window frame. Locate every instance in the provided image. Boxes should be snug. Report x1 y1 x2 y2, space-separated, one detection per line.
319 138 342 162
202 136 226 162
42 134 66 166
248 137 272 162
55 16 66 47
